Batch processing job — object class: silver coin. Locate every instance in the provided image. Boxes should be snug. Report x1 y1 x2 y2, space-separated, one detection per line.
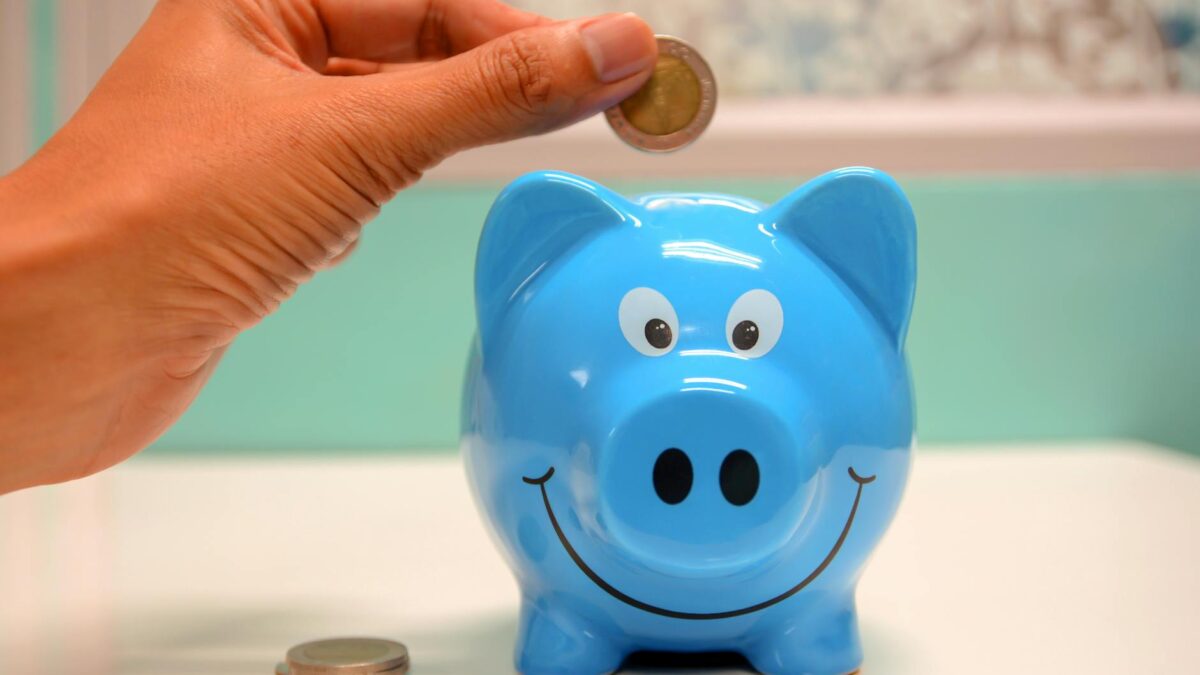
277 637 409 674
605 35 717 153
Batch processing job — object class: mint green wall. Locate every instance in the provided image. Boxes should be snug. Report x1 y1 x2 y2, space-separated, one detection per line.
150 173 1200 454
21 0 1200 453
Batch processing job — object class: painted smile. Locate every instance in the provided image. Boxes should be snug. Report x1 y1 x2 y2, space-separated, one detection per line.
522 465 875 620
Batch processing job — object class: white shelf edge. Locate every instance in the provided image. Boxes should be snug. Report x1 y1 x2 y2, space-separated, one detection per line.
424 96 1200 182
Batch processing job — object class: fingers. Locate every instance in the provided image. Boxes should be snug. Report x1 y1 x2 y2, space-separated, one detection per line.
361 13 656 161
316 0 550 63
323 57 435 76
316 239 360 270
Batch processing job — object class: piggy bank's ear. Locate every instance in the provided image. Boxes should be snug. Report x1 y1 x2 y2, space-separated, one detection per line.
475 171 629 346
769 167 916 348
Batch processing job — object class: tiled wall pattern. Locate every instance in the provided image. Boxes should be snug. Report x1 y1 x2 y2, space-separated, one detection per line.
517 0 1200 95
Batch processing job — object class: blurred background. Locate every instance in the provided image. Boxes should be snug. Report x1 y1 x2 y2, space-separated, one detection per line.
1 0 1198 456
2 4 1199 674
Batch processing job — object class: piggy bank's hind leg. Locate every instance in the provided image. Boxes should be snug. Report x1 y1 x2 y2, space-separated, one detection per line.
515 598 626 675
742 601 862 675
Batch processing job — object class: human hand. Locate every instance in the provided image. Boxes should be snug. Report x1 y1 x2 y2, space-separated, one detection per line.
0 0 656 492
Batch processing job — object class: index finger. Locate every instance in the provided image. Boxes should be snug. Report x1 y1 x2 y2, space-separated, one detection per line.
316 0 552 63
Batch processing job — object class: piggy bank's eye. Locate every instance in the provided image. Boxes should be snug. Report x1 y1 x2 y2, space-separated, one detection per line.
731 321 758 350
644 319 672 349
619 287 678 356
726 290 783 358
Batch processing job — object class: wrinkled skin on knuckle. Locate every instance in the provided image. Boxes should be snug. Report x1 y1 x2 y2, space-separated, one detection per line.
481 32 573 129
322 85 436 191
297 75 446 189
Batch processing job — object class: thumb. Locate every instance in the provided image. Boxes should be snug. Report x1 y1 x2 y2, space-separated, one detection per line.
380 13 657 160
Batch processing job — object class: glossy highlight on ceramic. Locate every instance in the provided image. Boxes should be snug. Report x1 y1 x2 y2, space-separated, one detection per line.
461 168 917 675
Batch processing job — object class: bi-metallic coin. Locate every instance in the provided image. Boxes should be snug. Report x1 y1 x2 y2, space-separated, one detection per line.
275 637 409 674
605 35 716 153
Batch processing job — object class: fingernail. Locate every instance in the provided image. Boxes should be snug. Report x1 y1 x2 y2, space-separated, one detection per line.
580 13 655 83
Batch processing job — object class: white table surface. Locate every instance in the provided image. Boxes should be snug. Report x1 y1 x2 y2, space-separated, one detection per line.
2 441 1198 675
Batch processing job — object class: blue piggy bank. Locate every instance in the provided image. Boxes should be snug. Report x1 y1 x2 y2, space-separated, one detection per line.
462 168 916 675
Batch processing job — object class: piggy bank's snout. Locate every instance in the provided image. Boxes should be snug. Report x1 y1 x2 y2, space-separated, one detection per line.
650 447 760 507
596 389 818 577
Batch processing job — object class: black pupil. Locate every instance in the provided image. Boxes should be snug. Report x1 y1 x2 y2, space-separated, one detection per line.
732 320 759 350
652 448 693 504
719 450 760 506
644 319 672 349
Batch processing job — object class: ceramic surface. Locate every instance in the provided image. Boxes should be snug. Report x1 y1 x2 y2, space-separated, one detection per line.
461 169 917 675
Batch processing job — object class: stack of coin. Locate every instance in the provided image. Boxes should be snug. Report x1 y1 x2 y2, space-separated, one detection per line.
275 638 409 674
605 35 717 153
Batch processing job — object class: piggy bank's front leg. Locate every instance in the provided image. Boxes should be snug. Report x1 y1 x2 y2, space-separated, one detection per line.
743 599 862 675
515 597 626 675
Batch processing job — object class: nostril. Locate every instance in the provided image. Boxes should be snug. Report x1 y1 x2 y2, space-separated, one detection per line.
652 448 693 504
719 450 759 506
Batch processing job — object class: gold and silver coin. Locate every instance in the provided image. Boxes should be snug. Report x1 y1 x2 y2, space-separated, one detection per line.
275 637 409 674
605 35 716 153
